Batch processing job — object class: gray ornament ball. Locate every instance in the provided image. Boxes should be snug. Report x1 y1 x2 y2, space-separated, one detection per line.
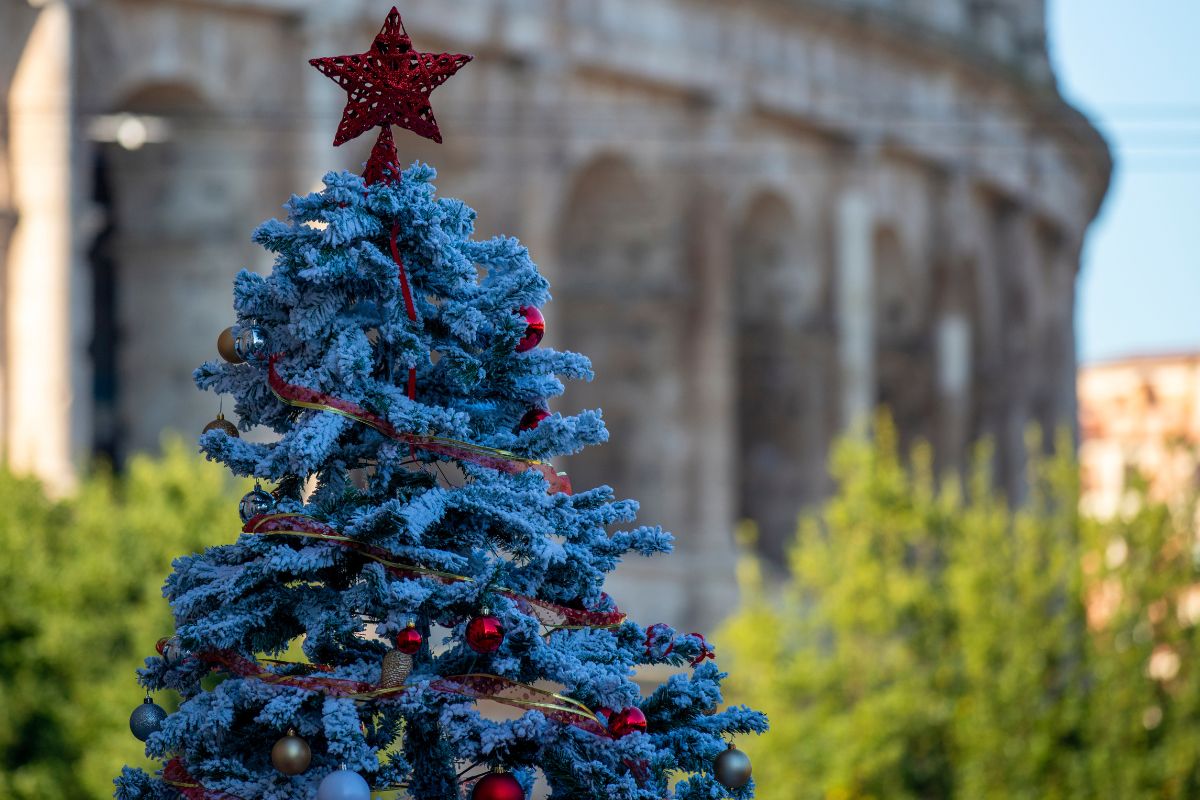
129 697 167 742
239 485 276 523
714 744 753 790
316 769 371 800
234 325 269 364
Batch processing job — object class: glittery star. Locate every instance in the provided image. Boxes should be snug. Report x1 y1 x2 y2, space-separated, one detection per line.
309 7 472 146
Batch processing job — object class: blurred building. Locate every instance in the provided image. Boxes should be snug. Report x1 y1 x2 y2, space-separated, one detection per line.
1079 353 1200 519
0 0 1109 629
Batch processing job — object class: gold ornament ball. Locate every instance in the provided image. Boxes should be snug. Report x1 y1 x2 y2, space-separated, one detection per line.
202 413 239 438
218 327 245 364
271 730 312 775
380 649 413 689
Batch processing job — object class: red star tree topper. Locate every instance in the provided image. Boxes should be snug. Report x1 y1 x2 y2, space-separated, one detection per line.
310 6 472 184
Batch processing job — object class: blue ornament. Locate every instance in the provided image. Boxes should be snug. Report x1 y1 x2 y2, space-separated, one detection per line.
234 324 269 364
316 769 371 800
129 697 166 742
239 484 276 523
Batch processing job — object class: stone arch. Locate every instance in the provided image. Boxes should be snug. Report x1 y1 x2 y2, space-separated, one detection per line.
873 223 934 449
89 81 255 463
734 190 834 565
555 155 683 519
952 190 1005 454
931 254 981 474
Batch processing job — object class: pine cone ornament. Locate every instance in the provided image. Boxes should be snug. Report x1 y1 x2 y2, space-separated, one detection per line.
380 649 413 688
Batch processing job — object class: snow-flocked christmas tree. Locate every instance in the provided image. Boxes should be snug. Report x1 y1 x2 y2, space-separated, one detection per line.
115 9 766 800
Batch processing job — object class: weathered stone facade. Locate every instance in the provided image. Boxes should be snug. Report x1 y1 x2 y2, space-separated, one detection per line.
0 0 1110 630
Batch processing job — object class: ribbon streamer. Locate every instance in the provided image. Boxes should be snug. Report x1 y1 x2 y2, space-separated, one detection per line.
244 514 626 630
163 757 407 800
204 650 379 697
388 221 419 401
201 651 608 737
645 623 715 667
432 673 607 736
163 758 239 800
268 356 572 495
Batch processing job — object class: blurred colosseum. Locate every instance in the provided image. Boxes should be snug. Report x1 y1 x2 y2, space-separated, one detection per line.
0 0 1109 630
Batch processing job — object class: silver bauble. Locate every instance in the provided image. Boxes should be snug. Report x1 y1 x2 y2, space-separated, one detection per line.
129 697 167 742
271 730 312 775
714 744 752 790
234 325 269 364
239 485 276 523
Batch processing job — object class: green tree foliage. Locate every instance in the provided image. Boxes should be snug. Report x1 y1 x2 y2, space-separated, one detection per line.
0 439 247 799
719 420 1200 800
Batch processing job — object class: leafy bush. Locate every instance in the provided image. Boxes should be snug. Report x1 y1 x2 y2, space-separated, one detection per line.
0 438 247 799
719 421 1200 800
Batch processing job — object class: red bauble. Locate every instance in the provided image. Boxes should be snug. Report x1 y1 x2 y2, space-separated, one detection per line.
465 615 505 653
608 706 648 738
517 407 550 432
471 772 525 800
395 623 423 655
515 307 545 353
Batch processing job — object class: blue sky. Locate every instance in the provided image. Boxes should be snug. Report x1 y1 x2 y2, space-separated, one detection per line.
1049 1 1200 364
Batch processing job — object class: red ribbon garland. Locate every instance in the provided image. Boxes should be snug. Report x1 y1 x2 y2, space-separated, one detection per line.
363 125 417 400
199 651 609 737
267 356 572 495
687 632 715 667
163 758 239 800
164 757 404 800
244 514 625 630
644 623 714 667
388 221 418 401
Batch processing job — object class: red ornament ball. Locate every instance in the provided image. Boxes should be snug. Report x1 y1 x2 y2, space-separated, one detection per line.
471 772 525 800
515 306 545 353
608 706 648 738
465 615 505 654
517 407 550 432
395 623 423 655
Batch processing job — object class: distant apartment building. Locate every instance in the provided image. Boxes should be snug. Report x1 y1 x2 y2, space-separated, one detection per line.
1079 353 1200 519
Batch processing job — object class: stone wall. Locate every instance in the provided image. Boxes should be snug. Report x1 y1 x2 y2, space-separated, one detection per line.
0 0 1110 629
